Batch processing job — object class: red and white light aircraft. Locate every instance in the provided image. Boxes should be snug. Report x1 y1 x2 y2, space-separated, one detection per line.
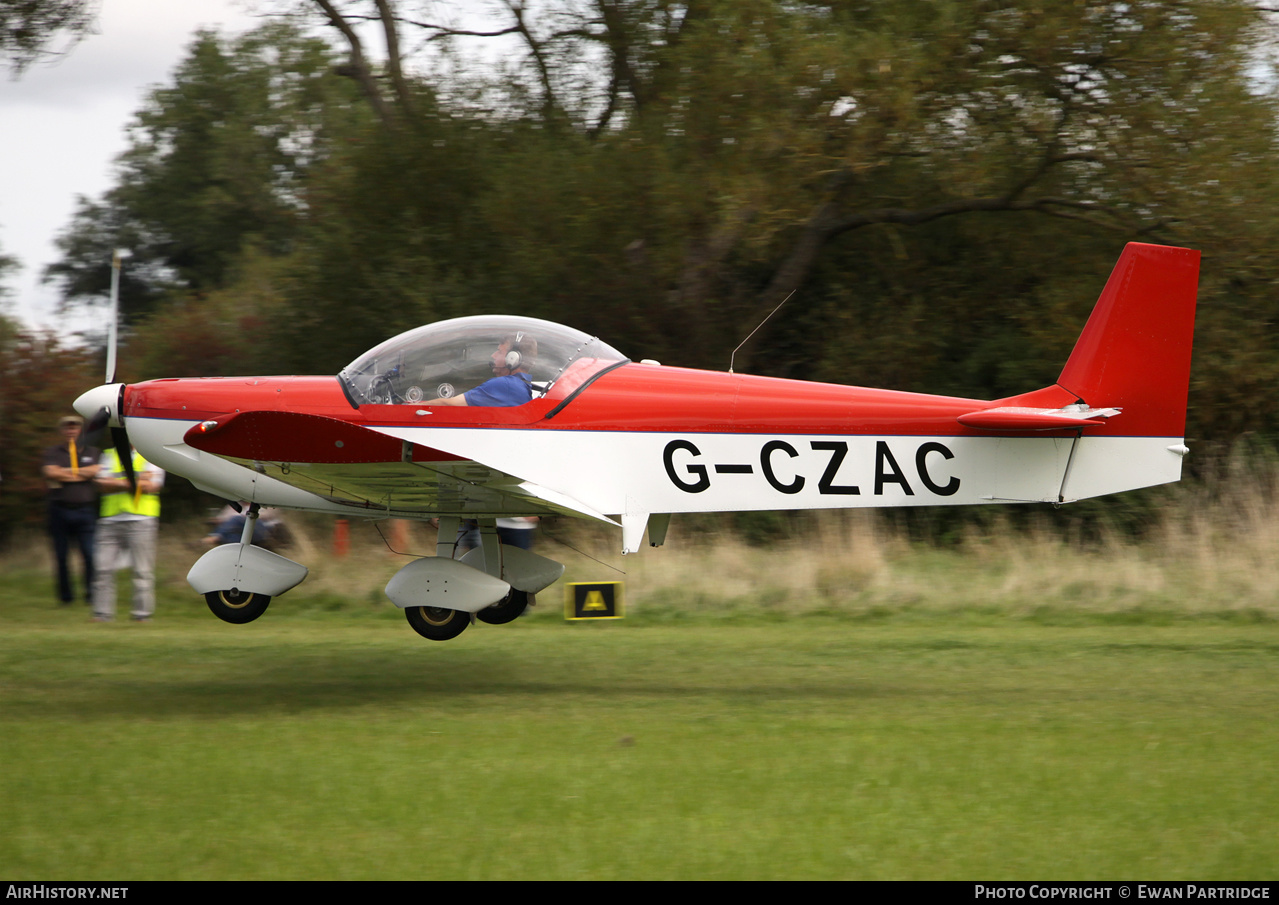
74 242 1199 640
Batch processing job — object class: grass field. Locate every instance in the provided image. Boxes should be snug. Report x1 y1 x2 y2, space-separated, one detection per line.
4 474 1279 881
2 523 1278 880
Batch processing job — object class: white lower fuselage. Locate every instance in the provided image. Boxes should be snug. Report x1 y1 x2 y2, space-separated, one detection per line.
127 413 1185 522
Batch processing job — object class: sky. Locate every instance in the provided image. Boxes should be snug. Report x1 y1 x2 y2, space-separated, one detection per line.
0 0 263 336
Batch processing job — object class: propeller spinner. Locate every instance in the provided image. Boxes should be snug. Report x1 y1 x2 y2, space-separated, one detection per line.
73 383 135 491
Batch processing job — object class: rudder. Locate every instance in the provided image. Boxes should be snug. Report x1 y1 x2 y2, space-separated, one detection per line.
1055 243 1200 438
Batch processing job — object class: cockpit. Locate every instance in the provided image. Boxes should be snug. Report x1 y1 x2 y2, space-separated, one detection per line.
337 315 629 408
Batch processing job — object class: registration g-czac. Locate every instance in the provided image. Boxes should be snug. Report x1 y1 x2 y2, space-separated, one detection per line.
73 243 1200 641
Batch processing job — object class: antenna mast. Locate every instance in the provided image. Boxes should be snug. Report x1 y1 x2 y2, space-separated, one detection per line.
729 291 795 374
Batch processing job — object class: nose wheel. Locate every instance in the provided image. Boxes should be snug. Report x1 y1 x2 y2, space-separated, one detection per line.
405 605 471 641
205 589 271 624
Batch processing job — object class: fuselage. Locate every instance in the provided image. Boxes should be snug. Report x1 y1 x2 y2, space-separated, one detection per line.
104 361 1184 522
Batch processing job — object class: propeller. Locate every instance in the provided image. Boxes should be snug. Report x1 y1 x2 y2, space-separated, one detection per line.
110 426 136 491
74 249 136 493
105 250 135 491
105 248 129 385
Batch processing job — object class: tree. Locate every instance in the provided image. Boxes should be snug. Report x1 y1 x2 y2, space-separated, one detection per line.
0 239 17 304
0 318 100 543
43 22 362 324
1 0 97 76
281 1 1275 374
42 1 1279 453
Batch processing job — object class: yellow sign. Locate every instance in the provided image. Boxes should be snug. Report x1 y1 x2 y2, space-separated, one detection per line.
565 582 624 620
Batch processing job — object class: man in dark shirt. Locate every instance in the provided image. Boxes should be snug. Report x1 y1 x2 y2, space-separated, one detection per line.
42 415 100 606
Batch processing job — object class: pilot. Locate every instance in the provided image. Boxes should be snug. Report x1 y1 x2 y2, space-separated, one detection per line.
428 333 537 407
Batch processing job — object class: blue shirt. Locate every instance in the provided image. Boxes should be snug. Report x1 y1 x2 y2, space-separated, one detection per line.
464 373 533 407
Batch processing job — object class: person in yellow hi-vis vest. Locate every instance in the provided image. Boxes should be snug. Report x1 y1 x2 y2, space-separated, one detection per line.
91 446 165 622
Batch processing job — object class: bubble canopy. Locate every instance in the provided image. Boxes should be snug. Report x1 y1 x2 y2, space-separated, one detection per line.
338 315 628 407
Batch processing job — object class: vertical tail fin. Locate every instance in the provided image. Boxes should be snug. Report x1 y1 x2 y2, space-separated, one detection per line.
1056 243 1200 437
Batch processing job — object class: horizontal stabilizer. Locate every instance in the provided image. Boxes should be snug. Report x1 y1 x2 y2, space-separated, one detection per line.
958 405 1121 432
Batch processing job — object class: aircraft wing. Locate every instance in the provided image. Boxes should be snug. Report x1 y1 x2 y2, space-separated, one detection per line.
182 410 618 523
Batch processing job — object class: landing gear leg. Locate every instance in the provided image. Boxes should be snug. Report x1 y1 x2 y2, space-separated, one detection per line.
205 503 273 624
240 502 260 546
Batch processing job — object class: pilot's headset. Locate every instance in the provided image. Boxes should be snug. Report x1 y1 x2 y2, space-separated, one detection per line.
503 332 531 370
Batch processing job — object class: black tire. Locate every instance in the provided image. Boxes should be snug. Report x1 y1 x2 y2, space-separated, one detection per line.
405 605 470 641
205 589 271 624
476 589 530 625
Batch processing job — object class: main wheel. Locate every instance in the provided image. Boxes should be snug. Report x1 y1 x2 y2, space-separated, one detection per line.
405 605 470 641
476 589 530 625
205 589 271 624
